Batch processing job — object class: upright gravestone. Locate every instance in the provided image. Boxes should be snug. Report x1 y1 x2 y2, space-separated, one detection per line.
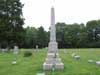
2 48 8 52
13 45 19 55
43 6 64 70
12 46 19 64
36 45 39 52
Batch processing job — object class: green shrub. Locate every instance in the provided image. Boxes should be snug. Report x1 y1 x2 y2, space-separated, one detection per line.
24 51 32 57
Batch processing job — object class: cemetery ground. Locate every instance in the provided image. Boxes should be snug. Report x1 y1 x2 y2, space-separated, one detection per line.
0 48 100 75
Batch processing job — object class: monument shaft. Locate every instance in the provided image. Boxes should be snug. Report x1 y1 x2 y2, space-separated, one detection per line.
49 7 57 53
50 7 56 42
43 6 64 70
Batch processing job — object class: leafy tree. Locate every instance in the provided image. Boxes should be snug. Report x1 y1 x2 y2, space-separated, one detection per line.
86 20 100 47
0 0 24 48
64 23 81 48
37 26 49 48
56 23 66 48
24 27 37 48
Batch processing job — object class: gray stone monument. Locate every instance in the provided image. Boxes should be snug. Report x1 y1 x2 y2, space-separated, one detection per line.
12 46 19 65
2 49 7 52
43 6 64 70
13 45 19 55
36 45 39 52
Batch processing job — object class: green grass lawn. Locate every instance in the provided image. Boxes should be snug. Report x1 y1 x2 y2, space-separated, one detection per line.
0 48 100 75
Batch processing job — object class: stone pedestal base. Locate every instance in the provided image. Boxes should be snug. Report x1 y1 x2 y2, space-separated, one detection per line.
43 58 64 70
55 63 64 70
47 53 59 58
43 62 64 70
43 63 53 70
43 41 64 70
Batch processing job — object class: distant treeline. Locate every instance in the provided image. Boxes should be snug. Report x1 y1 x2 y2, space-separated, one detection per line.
1 20 100 48
20 20 100 48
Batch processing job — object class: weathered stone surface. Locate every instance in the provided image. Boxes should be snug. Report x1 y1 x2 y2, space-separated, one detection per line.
13 46 19 54
45 58 54 64
47 53 59 58
43 6 64 71
43 57 64 70
43 62 53 70
48 42 58 53
47 53 55 58
55 63 64 70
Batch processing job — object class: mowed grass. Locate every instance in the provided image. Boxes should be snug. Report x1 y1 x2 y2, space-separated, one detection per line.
0 48 100 75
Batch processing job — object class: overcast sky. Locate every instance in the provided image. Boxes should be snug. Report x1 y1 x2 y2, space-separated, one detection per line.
20 0 100 31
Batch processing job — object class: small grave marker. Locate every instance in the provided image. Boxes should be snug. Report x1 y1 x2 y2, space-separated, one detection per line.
88 60 94 63
12 60 17 65
96 61 100 66
36 45 39 52
74 55 80 59
13 46 19 55
36 73 45 75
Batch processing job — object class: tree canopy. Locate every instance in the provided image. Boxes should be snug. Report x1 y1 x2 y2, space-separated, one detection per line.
0 0 24 48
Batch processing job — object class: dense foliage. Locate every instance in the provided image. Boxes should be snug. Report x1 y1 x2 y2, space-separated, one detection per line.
0 0 24 48
23 26 49 48
24 51 32 57
56 21 100 48
21 20 100 48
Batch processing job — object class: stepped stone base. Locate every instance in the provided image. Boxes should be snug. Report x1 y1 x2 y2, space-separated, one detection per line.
43 62 64 70
43 58 64 70
55 63 64 70
43 63 53 70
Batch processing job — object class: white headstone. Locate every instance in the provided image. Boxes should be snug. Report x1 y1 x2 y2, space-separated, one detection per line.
13 46 19 55
74 55 80 59
36 73 45 75
36 45 38 49
88 60 94 63
96 61 100 66
36 45 39 52
12 61 17 65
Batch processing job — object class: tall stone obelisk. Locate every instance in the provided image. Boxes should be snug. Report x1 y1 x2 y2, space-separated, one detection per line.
48 6 57 54
43 6 64 70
